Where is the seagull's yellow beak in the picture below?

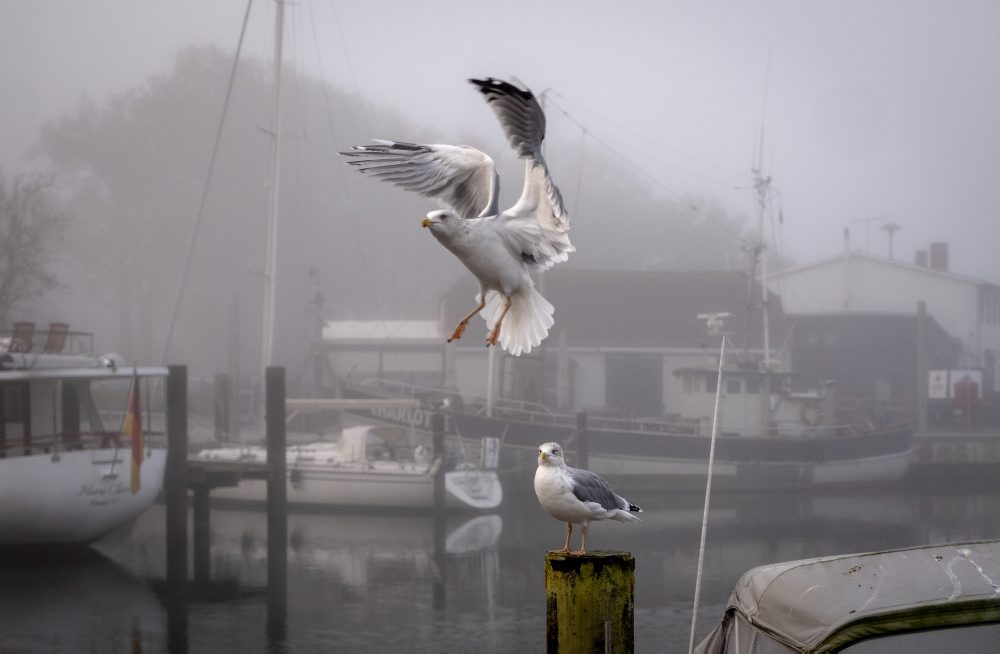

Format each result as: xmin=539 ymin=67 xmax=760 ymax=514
xmin=421 ymin=217 xmax=433 ymax=228
xmin=539 ymin=451 xmax=548 ymax=461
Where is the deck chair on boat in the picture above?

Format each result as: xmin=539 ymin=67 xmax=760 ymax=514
xmin=43 ymin=322 xmax=69 ymax=353
xmin=7 ymin=322 xmax=35 ymax=353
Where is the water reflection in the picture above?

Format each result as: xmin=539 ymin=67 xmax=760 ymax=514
xmin=4 ymin=486 xmax=999 ymax=652
xmin=0 ymin=548 xmax=166 ymax=652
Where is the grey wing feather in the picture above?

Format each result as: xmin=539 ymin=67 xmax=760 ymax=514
xmin=469 ymin=77 xmax=545 ymax=159
xmin=567 ymin=467 xmax=624 ymax=512
xmin=339 ymin=140 xmax=498 ymax=219
xmin=470 ymin=77 xmax=573 ymax=271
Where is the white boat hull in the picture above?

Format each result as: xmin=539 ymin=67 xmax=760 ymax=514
xmin=0 ymin=448 xmax=166 ymax=546
xmin=205 ymin=464 xmax=502 ymax=511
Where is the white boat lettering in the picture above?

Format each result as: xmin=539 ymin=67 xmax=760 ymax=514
xmin=368 ymin=406 xmax=431 ymax=429
xmin=78 ymin=481 xmax=130 ymax=498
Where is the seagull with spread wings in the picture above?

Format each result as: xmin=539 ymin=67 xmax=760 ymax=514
xmin=339 ymin=77 xmax=573 ymax=356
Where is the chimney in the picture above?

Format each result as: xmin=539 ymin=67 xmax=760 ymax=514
xmin=915 ymin=250 xmax=928 ymax=267
xmin=929 ymin=242 xmax=948 ymax=272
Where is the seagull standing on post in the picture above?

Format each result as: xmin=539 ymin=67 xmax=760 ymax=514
xmin=534 ymin=442 xmax=641 ymax=555
xmin=339 ymin=77 xmax=573 ymax=356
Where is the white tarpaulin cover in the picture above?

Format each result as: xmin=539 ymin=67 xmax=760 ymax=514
xmin=695 ymin=540 xmax=1000 ymax=653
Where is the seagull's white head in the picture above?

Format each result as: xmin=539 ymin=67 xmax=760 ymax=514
xmin=538 ymin=442 xmax=566 ymax=468
xmin=421 ymin=209 xmax=460 ymax=235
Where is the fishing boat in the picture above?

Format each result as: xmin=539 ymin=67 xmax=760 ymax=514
xmin=342 ymin=371 xmax=913 ymax=490
xmin=334 ymin=159 xmax=914 ymax=490
xmin=194 ymin=425 xmax=502 ymax=511
xmin=0 ymin=322 xmax=168 ymax=546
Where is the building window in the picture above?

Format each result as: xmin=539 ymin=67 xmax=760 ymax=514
xmin=746 ymin=378 xmax=760 ymax=394
xmin=707 ymin=375 xmax=718 ymax=394
xmin=727 ymin=379 xmax=741 ymax=394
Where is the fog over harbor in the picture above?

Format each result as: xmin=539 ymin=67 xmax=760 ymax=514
xmin=2 ymin=1 xmax=998 ymax=375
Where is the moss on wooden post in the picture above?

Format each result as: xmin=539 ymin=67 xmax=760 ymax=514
xmin=545 ymin=551 xmax=635 ymax=653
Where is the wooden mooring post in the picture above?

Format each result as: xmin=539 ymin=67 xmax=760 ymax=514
xmin=545 ymin=551 xmax=635 ymax=654
xmin=265 ymin=366 xmax=288 ymax=644
xmin=165 ymin=365 xmax=189 ymax=653
xmin=431 ymin=410 xmax=447 ymax=610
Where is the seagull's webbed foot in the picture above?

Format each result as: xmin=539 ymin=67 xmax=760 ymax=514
xmin=447 ymin=320 xmax=468 ymax=343
xmin=486 ymin=295 xmax=513 ymax=347
xmin=569 ymin=548 xmax=587 ymax=556
xmin=449 ymin=296 xmax=487 ymax=344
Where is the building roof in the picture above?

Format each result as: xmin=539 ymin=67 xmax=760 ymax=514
xmin=323 ymin=320 xmax=443 ymax=342
xmin=441 ymin=269 xmax=787 ymax=350
xmin=772 ymin=251 xmax=992 ymax=288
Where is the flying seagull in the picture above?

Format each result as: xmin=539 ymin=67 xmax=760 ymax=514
xmin=339 ymin=77 xmax=573 ymax=356
xmin=534 ymin=442 xmax=641 ymax=555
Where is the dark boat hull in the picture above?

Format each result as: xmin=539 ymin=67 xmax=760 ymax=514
xmin=339 ymin=383 xmax=913 ymax=490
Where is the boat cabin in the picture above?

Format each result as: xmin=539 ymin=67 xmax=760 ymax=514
xmin=0 ymin=334 xmax=167 ymax=458
xmin=674 ymin=363 xmax=833 ymax=438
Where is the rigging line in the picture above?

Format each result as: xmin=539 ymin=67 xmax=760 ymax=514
xmin=304 ymin=0 xmax=386 ymax=331
xmin=545 ymin=96 xmax=749 ymax=247
xmin=571 ymin=129 xmax=587 ymax=218
xmin=325 ymin=0 xmax=373 ymax=138
xmin=160 ymin=0 xmax=254 ymax=364
xmin=548 ymin=92 xmax=746 ymax=181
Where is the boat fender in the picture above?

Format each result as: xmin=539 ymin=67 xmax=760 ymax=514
xmin=800 ymin=400 xmax=822 ymax=427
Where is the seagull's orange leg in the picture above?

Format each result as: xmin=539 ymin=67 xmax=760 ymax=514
xmin=570 ymin=524 xmax=588 ymax=556
xmin=487 ymin=295 xmax=513 ymax=347
xmin=550 ymin=522 xmax=573 ymax=554
xmin=448 ymin=296 xmax=486 ymax=343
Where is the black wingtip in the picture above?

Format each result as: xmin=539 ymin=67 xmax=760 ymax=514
xmin=469 ymin=77 xmax=533 ymax=101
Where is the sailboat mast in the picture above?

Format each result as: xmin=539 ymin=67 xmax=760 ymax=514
xmin=261 ymin=0 xmax=285 ymax=375
xmin=753 ymin=124 xmax=772 ymax=368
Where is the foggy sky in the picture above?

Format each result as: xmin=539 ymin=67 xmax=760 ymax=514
xmin=2 ymin=0 xmax=998 ymax=284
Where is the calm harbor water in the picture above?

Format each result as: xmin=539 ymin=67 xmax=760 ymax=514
xmin=3 ymin=483 xmax=999 ymax=652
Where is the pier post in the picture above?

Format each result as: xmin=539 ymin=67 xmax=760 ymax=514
xmin=431 ymin=411 xmax=447 ymax=609
xmin=165 ymin=364 xmax=188 ymax=653
xmin=432 ymin=411 xmax=446 ymax=516
xmin=576 ymin=412 xmax=589 ymax=470
xmin=545 ymin=551 xmax=634 ymax=654
xmin=916 ymin=301 xmax=928 ymax=433
xmin=214 ymin=373 xmax=230 ymax=442
xmin=192 ymin=484 xmax=210 ymax=587
xmin=265 ymin=366 xmax=287 ymax=644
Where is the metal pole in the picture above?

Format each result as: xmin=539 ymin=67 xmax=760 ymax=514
xmin=688 ymin=336 xmax=727 ymax=654
xmin=260 ymin=0 xmax=285 ymax=375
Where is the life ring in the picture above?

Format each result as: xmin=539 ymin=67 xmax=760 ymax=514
xmin=800 ymin=401 xmax=822 ymax=427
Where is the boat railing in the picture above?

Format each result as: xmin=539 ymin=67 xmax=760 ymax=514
xmin=360 ymin=377 xmax=556 ymax=416
xmin=0 ymin=323 xmax=94 ymax=355
xmin=0 ymin=428 xmax=167 ymax=460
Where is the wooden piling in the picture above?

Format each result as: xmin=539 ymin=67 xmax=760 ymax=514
xmin=431 ymin=411 xmax=446 ymax=517
xmin=165 ymin=364 xmax=188 ymax=653
xmin=192 ymin=484 xmax=210 ymax=587
xmin=213 ymin=373 xmax=230 ymax=442
xmin=265 ymin=366 xmax=287 ymax=643
xmin=545 ymin=551 xmax=635 ymax=654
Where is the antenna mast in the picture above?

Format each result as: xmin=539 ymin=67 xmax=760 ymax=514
xmin=752 ymin=125 xmax=772 ymax=369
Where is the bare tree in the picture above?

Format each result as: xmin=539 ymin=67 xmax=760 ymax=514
xmin=0 ymin=170 xmax=65 ymax=327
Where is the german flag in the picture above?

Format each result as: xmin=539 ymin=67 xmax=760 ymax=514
xmin=125 ymin=368 xmax=144 ymax=494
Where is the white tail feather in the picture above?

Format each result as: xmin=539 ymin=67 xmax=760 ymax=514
xmin=481 ymin=285 xmax=554 ymax=356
